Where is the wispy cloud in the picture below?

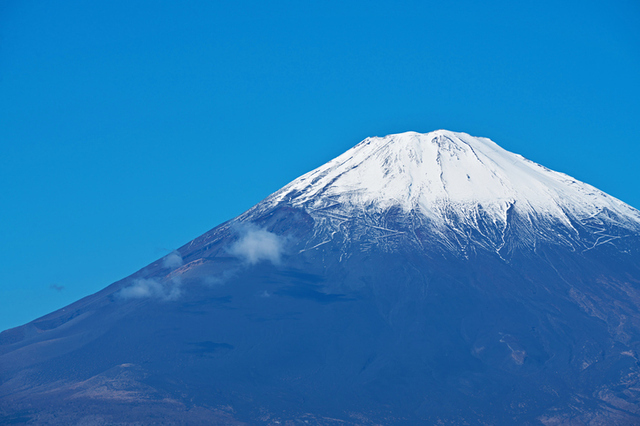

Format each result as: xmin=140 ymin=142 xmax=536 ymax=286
xmin=118 ymin=277 xmax=182 ymax=301
xmin=228 ymin=223 xmax=285 ymax=265
xmin=119 ymin=226 xmax=283 ymax=300
xmin=162 ymin=251 xmax=183 ymax=269
xmin=117 ymin=249 xmax=185 ymax=301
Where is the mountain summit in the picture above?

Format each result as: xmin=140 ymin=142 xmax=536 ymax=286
xmin=2 ymin=131 xmax=640 ymax=424
xmin=260 ymin=130 xmax=639 ymax=257
xmin=273 ymin=130 xmax=631 ymax=219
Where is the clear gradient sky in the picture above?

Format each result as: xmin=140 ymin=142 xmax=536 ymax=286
xmin=1 ymin=0 xmax=639 ymax=331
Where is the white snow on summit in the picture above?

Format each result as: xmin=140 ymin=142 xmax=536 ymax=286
xmin=268 ymin=130 xmax=640 ymax=236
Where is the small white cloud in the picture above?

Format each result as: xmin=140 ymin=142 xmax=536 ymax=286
xmin=228 ymin=223 xmax=284 ymax=265
xmin=118 ymin=277 xmax=182 ymax=301
xmin=162 ymin=251 xmax=183 ymax=269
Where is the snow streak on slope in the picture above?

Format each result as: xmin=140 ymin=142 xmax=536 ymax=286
xmin=260 ymin=130 xmax=640 ymax=254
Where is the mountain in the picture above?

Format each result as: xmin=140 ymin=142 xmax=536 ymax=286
xmin=2 ymin=130 xmax=640 ymax=425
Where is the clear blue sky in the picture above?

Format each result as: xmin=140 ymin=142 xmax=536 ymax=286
xmin=1 ymin=0 xmax=639 ymax=331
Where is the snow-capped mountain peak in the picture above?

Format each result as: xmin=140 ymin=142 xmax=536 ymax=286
xmin=264 ymin=130 xmax=640 ymax=252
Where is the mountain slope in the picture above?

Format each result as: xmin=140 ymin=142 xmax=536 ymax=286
xmin=2 ymin=130 xmax=640 ymax=425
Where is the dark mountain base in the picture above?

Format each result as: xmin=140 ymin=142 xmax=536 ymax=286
xmin=3 ymin=206 xmax=640 ymax=424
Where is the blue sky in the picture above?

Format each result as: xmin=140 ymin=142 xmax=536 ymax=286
xmin=1 ymin=0 xmax=639 ymax=331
